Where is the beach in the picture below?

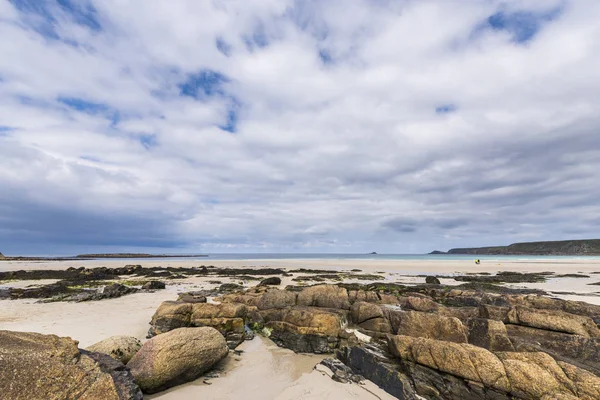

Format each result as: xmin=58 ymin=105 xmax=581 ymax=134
xmin=2 ymin=257 xmax=600 ymax=399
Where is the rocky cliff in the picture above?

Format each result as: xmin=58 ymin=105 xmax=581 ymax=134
xmin=443 ymin=239 xmax=600 ymax=256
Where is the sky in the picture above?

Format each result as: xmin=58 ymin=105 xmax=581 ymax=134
xmin=1 ymin=0 xmax=600 ymax=255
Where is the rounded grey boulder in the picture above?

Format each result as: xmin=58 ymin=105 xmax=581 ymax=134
xmin=86 ymin=335 xmax=142 ymax=364
xmin=127 ymin=327 xmax=228 ymax=394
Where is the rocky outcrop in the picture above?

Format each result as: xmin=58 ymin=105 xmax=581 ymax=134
xmin=127 ymin=327 xmax=228 ymax=394
xmin=86 ymin=336 xmax=142 ymax=364
xmin=0 ymin=330 xmax=142 ymax=400
xmin=388 ymin=335 xmax=600 ymax=399
xmin=143 ymin=279 xmax=600 ymax=398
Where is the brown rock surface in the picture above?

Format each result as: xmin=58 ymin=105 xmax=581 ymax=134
xmin=127 ymin=327 xmax=228 ymax=394
xmin=467 ymin=318 xmax=515 ymax=351
xmin=507 ymin=306 xmax=600 ymax=337
xmin=86 ymin=335 xmax=142 ymax=364
xmin=296 ymin=284 xmax=351 ymax=310
xmin=387 ymin=309 xmax=468 ymax=343
xmin=0 ymin=330 xmax=142 ymax=400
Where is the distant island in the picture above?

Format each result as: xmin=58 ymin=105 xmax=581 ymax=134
xmin=430 ymin=239 xmax=600 ymax=256
xmin=0 ymin=252 xmax=207 ymax=261
xmin=367 ymin=252 xmax=378 ymax=255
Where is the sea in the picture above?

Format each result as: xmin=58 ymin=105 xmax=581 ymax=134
xmin=7 ymin=253 xmax=600 ymax=262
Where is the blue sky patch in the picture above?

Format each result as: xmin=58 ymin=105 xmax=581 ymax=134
xmin=435 ymin=104 xmax=457 ymax=114
xmin=179 ymin=70 xmax=230 ymax=99
xmin=479 ymin=6 xmax=563 ymax=44
xmin=58 ymin=96 xmax=110 ymax=114
xmin=219 ymin=100 xmax=240 ymax=133
xmin=319 ymin=49 xmax=333 ymax=65
xmin=216 ymin=37 xmax=232 ymax=56
xmin=10 ymin=0 xmax=102 ymax=40
xmin=0 ymin=126 xmax=15 ymax=136
xmin=139 ymin=134 xmax=158 ymax=150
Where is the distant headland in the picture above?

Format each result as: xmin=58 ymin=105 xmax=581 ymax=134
xmin=0 ymin=253 xmax=208 ymax=261
xmin=430 ymin=239 xmax=600 ymax=256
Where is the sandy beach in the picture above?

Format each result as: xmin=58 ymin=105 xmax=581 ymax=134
xmin=2 ymin=257 xmax=600 ymax=399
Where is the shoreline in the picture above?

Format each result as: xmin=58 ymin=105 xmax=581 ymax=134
xmin=3 ymin=257 xmax=600 ymax=273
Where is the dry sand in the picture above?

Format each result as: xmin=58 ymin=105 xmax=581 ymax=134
xmin=2 ymin=257 xmax=600 ymax=399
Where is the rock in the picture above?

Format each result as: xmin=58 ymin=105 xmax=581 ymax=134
xmin=127 ymin=327 xmax=228 ymax=394
xmin=257 ymin=289 xmax=297 ymax=310
xmin=258 ymin=277 xmax=282 ymax=286
xmin=102 ymin=283 xmax=138 ymax=298
xmin=386 ymin=310 xmax=468 ymax=343
xmin=426 ymin=276 xmax=441 ymax=285
xmin=350 ymin=301 xmax=391 ymax=334
xmin=264 ymin=306 xmax=346 ymax=353
xmin=507 ymin=306 xmax=600 ymax=337
xmin=509 ymin=295 xmax=600 ymax=325
xmin=148 ymin=301 xmax=192 ymax=336
xmin=388 ymin=334 xmax=600 ymax=400
xmin=319 ymin=358 xmax=364 ymax=384
xmin=506 ymin=324 xmax=600 ymax=375
xmin=350 ymin=301 xmax=385 ymax=324
xmin=148 ymin=300 xmax=248 ymax=348
xmin=219 ymin=283 xmax=243 ymax=292
xmin=86 ymin=336 xmax=142 ymax=364
xmin=142 ymin=281 xmax=165 ymax=290
xmin=0 ymin=330 xmax=142 ymax=399
xmin=177 ymin=291 xmax=207 ymax=303
xmin=297 ymin=284 xmax=351 ymax=310
xmin=190 ymin=303 xmax=247 ymax=348
xmin=467 ymin=318 xmax=515 ymax=351
xmin=338 ymin=344 xmax=418 ymax=399
xmin=401 ymin=296 xmax=439 ymax=312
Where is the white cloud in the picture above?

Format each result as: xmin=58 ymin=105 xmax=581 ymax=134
xmin=1 ymin=0 xmax=600 ymax=254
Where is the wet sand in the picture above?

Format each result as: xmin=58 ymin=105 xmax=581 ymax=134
xmin=2 ymin=257 xmax=600 ymax=399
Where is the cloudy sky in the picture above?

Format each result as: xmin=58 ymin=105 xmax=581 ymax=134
xmin=1 ymin=0 xmax=599 ymax=255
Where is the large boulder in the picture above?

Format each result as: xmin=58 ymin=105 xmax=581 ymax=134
xmin=86 ymin=336 xmax=142 ymax=364
xmin=386 ymin=310 xmax=468 ymax=343
xmin=296 ymin=284 xmax=351 ymax=310
xmin=127 ymin=327 xmax=228 ymax=394
xmin=0 ymin=330 xmax=142 ymax=400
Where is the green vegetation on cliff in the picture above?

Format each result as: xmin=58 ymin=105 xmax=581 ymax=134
xmin=444 ymin=239 xmax=600 ymax=255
